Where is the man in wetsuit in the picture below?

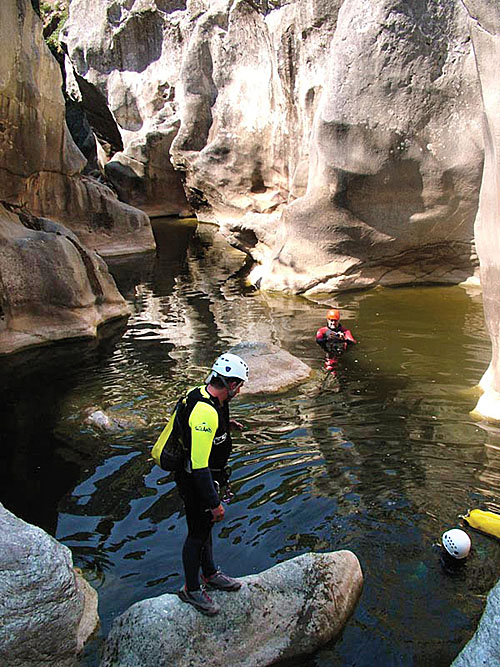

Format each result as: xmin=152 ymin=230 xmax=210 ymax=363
xmin=176 ymin=352 xmax=249 ymax=616
xmin=316 ymin=308 xmax=356 ymax=371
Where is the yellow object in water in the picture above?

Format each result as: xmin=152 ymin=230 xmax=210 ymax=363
xmin=462 ymin=509 xmax=500 ymax=539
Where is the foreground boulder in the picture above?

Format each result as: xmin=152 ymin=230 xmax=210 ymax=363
xmin=231 ymin=341 xmax=313 ymax=394
xmin=0 ymin=503 xmax=99 ymax=667
xmin=102 ymin=551 xmax=363 ymax=667
xmin=452 ymin=578 xmax=500 ymax=666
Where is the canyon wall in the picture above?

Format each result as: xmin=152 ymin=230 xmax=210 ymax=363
xmin=462 ymin=0 xmax=500 ymax=420
xmin=63 ymin=0 xmax=483 ymax=295
xmin=0 ymin=0 xmax=155 ymax=357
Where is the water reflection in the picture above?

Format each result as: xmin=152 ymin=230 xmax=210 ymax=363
xmin=0 ymin=218 xmax=499 ymax=667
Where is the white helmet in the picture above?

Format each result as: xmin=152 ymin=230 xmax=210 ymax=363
xmin=442 ymin=529 xmax=471 ymax=559
xmin=209 ymin=353 xmax=249 ymax=383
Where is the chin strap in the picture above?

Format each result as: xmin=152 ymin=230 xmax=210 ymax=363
xmin=218 ymin=375 xmax=242 ymax=398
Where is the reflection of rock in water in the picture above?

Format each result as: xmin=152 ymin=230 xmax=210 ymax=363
xmin=298 ymin=358 xmax=432 ymax=516
xmin=0 ymin=375 xmax=82 ymax=535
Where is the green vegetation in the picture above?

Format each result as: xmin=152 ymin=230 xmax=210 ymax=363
xmin=39 ymin=1 xmax=69 ymax=55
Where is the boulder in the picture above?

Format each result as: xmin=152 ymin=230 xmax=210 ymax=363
xmin=231 ymin=341 xmax=313 ymax=394
xmin=83 ymin=406 xmax=148 ymax=433
xmin=451 ymin=578 xmax=500 ymax=666
xmin=0 ymin=204 xmax=129 ymax=356
xmin=102 ymin=550 xmax=363 ymax=667
xmin=0 ymin=502 xmax=99 ymax=667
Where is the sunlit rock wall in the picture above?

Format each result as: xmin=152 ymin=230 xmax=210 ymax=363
xmin=64 ymin=0 xmax=482 ymax=291
xmin=0 ymin=0 xmax=155 ymax=258
xmin=462 ymin=1 xmax=500 ymax=422
xmin=257 ymin=0 xmax=483 ymax=294
xmin=62 ymin=0 xmax=194 ymax=218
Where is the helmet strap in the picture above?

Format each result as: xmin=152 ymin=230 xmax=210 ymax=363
xmin=219 ymin=374 xmax=242 ymax=398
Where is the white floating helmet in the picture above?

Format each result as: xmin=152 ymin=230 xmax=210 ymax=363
xmin=442 ymin=528 xmax=471 ymax=560
xmin=209 ymin=352 xmax=249 ymax=383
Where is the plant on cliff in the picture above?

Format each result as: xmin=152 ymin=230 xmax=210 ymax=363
xmin=39 ymin=0 xmax=69 ymax=57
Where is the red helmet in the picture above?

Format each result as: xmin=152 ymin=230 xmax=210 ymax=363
xmin=326 ymin=308 xmax=340 ymax=321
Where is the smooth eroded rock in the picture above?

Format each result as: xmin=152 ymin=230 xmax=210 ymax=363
xmin=0 ymin=503 xmax=99 ymax=667
xmin=451 ymin=578 xmax=500 ymax=666
xmin=0 ymin=203 xmax=130 ymax=356
xmin=102 ymin=550 xmax=363 ymax=667
xmin=230 ymin=341 xmax=313 ymax=394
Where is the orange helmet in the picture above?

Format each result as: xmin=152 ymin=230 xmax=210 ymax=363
xmin=326 ymin=308 xmax=340 ymax=321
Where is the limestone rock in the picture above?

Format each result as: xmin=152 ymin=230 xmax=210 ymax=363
xmin=0 ymin=502 xmax=99 ymax=667
xmin=256 ymin=0 xmax=483 ymax=293
xmin=231 ymin=341 xmax=313 ymax=394
xmin=451 ymin=578 xmax=500 ymax=666
xmin=83 ymin=406 xmax=147 ymax=433
xmin=64 ymin=0 xmax=484 ymax=291
xmin=22 ymin=171 xmax=155 ymax=257
xmin=0 ymin=0 xmax=155 ymax=257
xmin=102 ymin=550 xmax=363 ymax=667
xmin=62 ymin=0 xmax=192 ymax=217
xmin=462 ymin=1 xmax=500 ymax=422
xmin=0 ymin=204 xmax=129 ymax=356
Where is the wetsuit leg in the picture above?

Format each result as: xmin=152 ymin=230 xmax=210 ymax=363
xmin=182 ymin=499 xmax=213 ymax=590
xmin=176 ymin=472 xmax=216 ymax=590
xmin=200 ymin=531 xmax=216 ymax=578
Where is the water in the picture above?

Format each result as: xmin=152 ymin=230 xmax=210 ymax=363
xmin=1 ymin=218 xmax=499 ymax=666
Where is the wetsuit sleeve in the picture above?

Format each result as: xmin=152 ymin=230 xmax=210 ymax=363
xmin=342 ymin=328 xmax=356 ymax=344
xmin=189 ymin=401 xmax=220 ymax=509
xmin=316 ymin=327 xmax=328 ymax=350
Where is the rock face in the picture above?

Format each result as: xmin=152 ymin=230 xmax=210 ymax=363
xmin=102 ymin=550 xmax=363 ymax=667
xmin=0 ymin=0 xmax=156 ymax=356
xmin=461 ymin=1 xmax=500 ymax=422
xmin=62 ymin=0 xmax=193 ymax=218
xmin=451 ymin=578 xmax=500 ymax=667
xmin=0 ymin=204 xmax=129 ymax=356
xmin=257 ymin=0 xmax=483 ymax=294
xmin=0 ymin=502 xmax=99 ymax=667
xmin=231 ymin=341 xmax=313 ymax=394
xmin=64 ymin=0 xmax=482 ymax=293
xmin=1 ymin=0 xmax=155 ymax=257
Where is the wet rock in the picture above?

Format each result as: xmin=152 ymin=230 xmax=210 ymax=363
xmin=230 ymin=341 xmax=312 ymax=394
xmin=101 ymin=550 xmax=363 ymax=667
xmin=0 ymin=502 xmax=99 ymax=667
xmin=83 ymin=406 xmax=147 ymax=433
xmin=452 ymin=578 xmax=500 ymax=667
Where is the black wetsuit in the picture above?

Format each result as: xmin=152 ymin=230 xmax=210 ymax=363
xmin=174 ymin=385 xmax=232 ymax=591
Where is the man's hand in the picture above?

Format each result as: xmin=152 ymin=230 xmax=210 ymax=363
xmin=229 ymin=418 xmax=244 ymax=431
xmin=210 ymin=503 xmax=225 ymax=523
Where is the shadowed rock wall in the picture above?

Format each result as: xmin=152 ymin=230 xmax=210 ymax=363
xmin=0 ymin=0 xmax=155 ymax=356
